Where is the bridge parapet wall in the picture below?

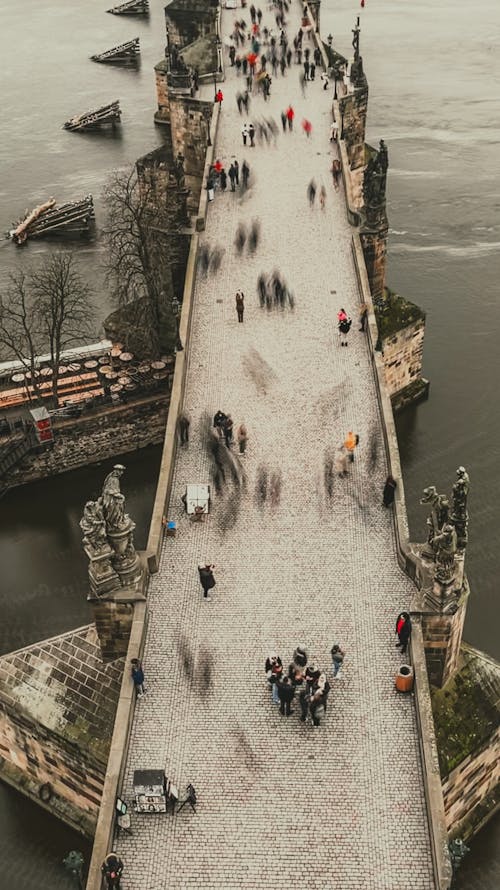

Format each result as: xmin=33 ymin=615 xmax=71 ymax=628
xmin=85 ymin=100 xmax=220 ymax=890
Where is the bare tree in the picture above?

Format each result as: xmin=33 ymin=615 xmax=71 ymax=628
xmin=102 ymin=165 xmax=180 ymax=358
xmin=0 ymin=252 xmax=95 ymax=405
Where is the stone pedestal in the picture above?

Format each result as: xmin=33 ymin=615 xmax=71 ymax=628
xmin=84 ymin=544 xmax=121 ymax=598
xmin=107 ymin=520 xmax=142 ymax=589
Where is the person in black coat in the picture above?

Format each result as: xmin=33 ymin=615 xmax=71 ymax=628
xmin=383 ymin=475 xmax=397 ymax=507
xmin=277 ymin=676 xmax=295 ymax=716
xmin=198 ymin=564 xmax=216 ymax=600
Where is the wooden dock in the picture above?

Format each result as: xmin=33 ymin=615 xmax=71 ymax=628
xmin=10 ymin=196 xmax=95 ymax=245
xmin=106 ymin=0 xmax=149 ymax=15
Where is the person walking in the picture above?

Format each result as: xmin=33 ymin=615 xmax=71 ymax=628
xmin=278 ymin=676 xmax=295 ymax=716
xmin=241 ymin=160 xmax=250 ymax=189
xmin=233 ymin=159 xmax=240 ymax=185
xmin=178 ymin=412 xmax=190 ymax=445
xmin=242 ymin=122 xmax=249 ymax=145
xmin=248 ymin=123 xmax=256 ymax=146
xmin=338 ymin=314 xmax=352 ymax=346
xmin=331 ymin=158 xmax=342 ymax=190
xmin=280 ymin=110 xmax=287 ymax=132
xmin=319 ymin=184 xmax=327 ymax=209
xmin=359 ymin=302 xmax=368 ymax=331
xmin=286 ymin=104 xmax=294 ymax=130
xmin=395 ymin=612 xmax=412 ymax=655
xmin=331 ymin=644 xmax=345 ymax=678
xmin=237 ymin=423 xmax=248 ymax=453
xmin=302 ymin=118 xmax=312 ymax=137
xmin=307 ymin=179 xmax=316 ymax=207
xmin=198 ymin=564 xmax=216 ymax=600
xmin=320 ymin=70 xmax=329 ymax=90
xmin=309 ymin=62 xmax=316 ymax=81
xmin=220 ymin=169 xmax=227 ymax=191
xmin=344 ymin=430 xmax=359 ymax=461
xmin=383 ymin=475 xmax=397 ymax=507
xmin=228 ymin=162 xmax=237 ymax=191
xmin=215 ymin=88 xmax=224 ymax=106
xmin=235 ymin=290 xmax=245 ymax=322
xmin=131 ymin=659 xmax=146 ymax=697
xmin=303 ymin=59 xmax=310 ymax=80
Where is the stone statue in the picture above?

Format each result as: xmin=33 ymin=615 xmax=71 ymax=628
xmin=80 ymin=498 xmax=108 ymax=551
xmin=173 ymin=153 xmax=186 ymax=188
xmin=420 ymin=486 xmax=450 ymax=551
xmin=102 ymin=464 xmax=128 ymax=532
xmin=352 ymin=18 xmax=360 ymax=61
xmin=378 ymin=139 xmax=389 ymax=192
xmin=451 ymin=466 xmax=470 ymax=550
xmin=363 ymin=141 xmax=390 ymax=209
xmin=433 ymin=522 xmax=458 ymax=584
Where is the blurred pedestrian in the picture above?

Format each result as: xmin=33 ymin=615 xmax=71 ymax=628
xmin=302 ymin=118 xmax=312 ymax=137
xmin=178 ymin=412 xmax=190 ymax=445
xmin=286 ymin=104 xmax=294 ymax=130
xmin=229 ymin=162 xmax=238 ymax=191
xmin=223 ymin=414 xmax=234 ymax=448
xmin=344 ymin=430 xmax=359 ymax=461
xmin=241 ymin=160 xmax=250 ymax=189
xmin=280 ymin=110 xmax=287 ymax=132
xmin=359 ymin=303 xmax=368 ymax=331
xmin=320 ymin=70 xmax=329 ymax=90
xmin=249 ymin=123 xmax=256 ymax=146
xmin=319 ymin=184 xmax=327 ymax=209
xmin=307 ymin=179 xmax=316 ymax=206
xmin=334 ymin=447 xmax=348 ymax=477
xmin=235 ymin=223 xmax=247 ymax=254
xmin=237 ymin=423 xmax=248 ymax=453
xmin=215 ymin=89 xmax=224 ymax=106
xmin=220 ymin=169 xmax=227 ymax=191
xmin=383 ymin=475 xmax=397 ymax=507
xmin=242 ymin=122 xmax=249 ymax=145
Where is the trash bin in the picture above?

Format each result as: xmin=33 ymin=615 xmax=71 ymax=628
xmin=395 ymin=664 xmax=414 ymax=693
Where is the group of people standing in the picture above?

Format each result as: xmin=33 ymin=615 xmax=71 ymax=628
xmin=213 ymin=409 xmax=248 ymax=454
xmin=265 ymin=644 xmax=345 ymax=726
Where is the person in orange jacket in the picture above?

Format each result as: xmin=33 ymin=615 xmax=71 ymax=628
xmin=344 ymin=430 xmax=359 ymax=462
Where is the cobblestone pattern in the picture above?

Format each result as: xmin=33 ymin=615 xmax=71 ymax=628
xmin=116 ymin=4 xmax=435 ymax=888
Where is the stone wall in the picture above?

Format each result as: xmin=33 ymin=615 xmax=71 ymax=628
xmin=339 ymin=79 xmax=368 ymax=170
xmin=5 ymin=394 xmax=169 ymax=492
xmin=422 ymin=595 xmax=469 ymax=689
xmin=0 ymin=625 xmax=123 ymax=836
xmin=154 ymin=59 xmax=170 ymax=124
xmin=169 ymin=95 xmax=213 ymax=210
xmin=165 ymin=0 xmax=218 ymax=50
xmin=442 ymin=727 xmax=500 ymax=838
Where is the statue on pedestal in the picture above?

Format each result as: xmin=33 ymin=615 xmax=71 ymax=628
xmin=450 ymin=465 xmax=469 ymax=551
xmin=81 ymin=463 xmax=141 ymax=594
xmin=80 ymin=499 xmax=108 ymax=552
xmin=102 ymin=464 xmax=128 ymax=531
xmin=352 ymin=17 xmax=360 ymax=61
xmin=420 ymin=486 xmax=450 ymax=552
xmin=434 ymin=522 xmax=458 ymax=584
xmin=363 ymin=140 xmax=390 ymax=210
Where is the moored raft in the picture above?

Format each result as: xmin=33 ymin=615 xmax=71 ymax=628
xmin=106 ymin=0 xmax=149 ymax=15
xmin=90 ymin=38 xmax=140 ymax=64
xmin=10 ymin=196 xmax=95 ymax=245
xmin=63 ymin=101 xmax=121 ymax=131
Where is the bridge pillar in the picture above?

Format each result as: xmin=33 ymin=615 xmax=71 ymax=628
xmin=421 ymin=575 xmax=470 ymax=689
xmin=339 ymin=64 xmax=368 ymax=170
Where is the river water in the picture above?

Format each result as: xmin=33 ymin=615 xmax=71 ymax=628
xmin=1 ymin=0 xmax=499 ymax=886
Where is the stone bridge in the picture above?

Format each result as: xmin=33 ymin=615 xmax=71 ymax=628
xmin=79 ymin=1 xmax=476 ymax=887
xmin=91 ymin=3 xmax=447 ymax=889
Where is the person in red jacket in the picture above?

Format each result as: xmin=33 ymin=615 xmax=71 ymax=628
xmin=286 ymin=104 xmax=294 ymax=131
xmin=215 ymin=89 xmax=223 ymax=106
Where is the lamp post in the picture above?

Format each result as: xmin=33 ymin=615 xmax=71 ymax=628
xmin=171 ymin=296 xmax=183 ymax=352
xmin=327 ymin=33 xmax=333 ymax=68
xmin=216 ymin=35 xmax=222 ymax=75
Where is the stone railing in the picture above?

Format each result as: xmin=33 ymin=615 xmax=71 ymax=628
xmin=349 ymin=194 xmax=452 ymax=890
xmin=85 ymin=98 xmax=221 ymax=890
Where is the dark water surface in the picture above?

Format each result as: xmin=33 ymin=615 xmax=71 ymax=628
xmin=1 ymin=0 xmax=499 ymax=885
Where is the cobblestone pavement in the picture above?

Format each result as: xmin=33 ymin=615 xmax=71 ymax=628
xmin=116 ymin=4 xmax=435 ymax=888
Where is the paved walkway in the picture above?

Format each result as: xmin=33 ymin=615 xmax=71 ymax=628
xmin=116 ymin=4 xmax=435 ymax=888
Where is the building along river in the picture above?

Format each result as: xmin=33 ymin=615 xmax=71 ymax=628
xmin=0 ymin=0 xmax=498 ymax=886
